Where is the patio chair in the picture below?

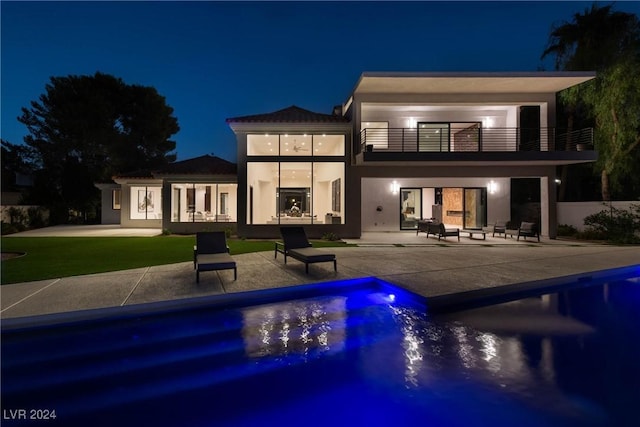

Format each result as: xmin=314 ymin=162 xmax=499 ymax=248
xmin=517 ymin=222 xmax=540 ymax=242
xmin=492 ymin=220 xmax=509 ymax=238
xmin=275 ymin=226 xmax=337 ymax=274
xmin=194 ymin=231 xmax=237 ymax=283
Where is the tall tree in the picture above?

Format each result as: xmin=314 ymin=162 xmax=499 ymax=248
xmin=541 ymin=3 xmax=640 ymax=201
xmin=1 ymin=139 xmax=34 ymax=193
xmin=583 ymin=57 xmax=640 ymax=200
xmin=17 ymin=72 xmax=179 ymax=222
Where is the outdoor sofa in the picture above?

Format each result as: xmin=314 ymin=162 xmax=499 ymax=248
xmin=425 ymin=222 xmax=460 ymax=241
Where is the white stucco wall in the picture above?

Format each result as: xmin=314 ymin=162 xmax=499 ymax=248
xmin=361 ymin=177 xmax=510 ymax=231
xmin=557 ymin=201 xmax=638 ymax=231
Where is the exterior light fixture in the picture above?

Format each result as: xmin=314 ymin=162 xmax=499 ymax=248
xmin=483 ymin=117 xmax=494 ymax=128
xmin=488 ymin=180 xmax=498 ymax=194
xmin=390 ymin=180 xmax=400 ymax=195
xmin=555 ymin=178 xmax=562 ymax=184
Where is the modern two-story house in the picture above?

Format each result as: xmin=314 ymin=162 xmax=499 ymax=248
xmin=101 ymin=71 xmax=596 ymax=239
xmin=227 ymin=71 xmax=596 ymax=239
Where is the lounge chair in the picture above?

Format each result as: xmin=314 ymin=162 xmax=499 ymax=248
xmin=517 ymin=222 xmax=540 ymax=242
xmin=492 ymin=220 xmax=508 ymax=238
xmin=275 ymin=226 xmax=337 ymax=273
xmin=194 ymin=231 xmax=237 ymax=283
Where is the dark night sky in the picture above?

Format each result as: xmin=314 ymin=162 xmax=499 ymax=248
xmin=2 ymin=1 xmax=639 ymax=163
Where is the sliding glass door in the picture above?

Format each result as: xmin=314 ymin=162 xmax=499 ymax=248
xmin=463 ymin=188 xmax=487 ymax=229
xmin=400 ymin=188 xmax=422 ymax=230
xmin=418 ymin=123 xmax=450 ymax=152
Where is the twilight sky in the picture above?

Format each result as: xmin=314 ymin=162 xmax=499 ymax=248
xmin=2 ymin=1 xmax=639 ymax=163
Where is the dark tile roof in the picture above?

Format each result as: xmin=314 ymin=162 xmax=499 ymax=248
xmin=113 ymin=155 xmax=237 ymax=179
xmin=226 ymin=105 xmax=349 ymax=124
xmin=160 ymin=154 xmax=237 ymax=175
xmin=112 ymin=169 xmax=155 ymax=179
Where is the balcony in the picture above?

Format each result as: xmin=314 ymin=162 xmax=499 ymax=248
xmin=357 ymin=127 xmax=596 ymax=166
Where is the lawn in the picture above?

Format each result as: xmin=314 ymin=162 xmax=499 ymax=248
xmin=0 ymin=236 xmax=352 ymax=285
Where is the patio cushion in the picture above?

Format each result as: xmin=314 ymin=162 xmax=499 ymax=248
xmin=197 ymin=253 xmax=236 ymax=270
xmin=288 ymin=247 xmax=336 ymax=263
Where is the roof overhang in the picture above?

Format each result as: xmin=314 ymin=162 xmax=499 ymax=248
xmin=356 ymin=150 xmax=598 ymax=166
xmin=351 ymin=72 xmax=596 ymax=95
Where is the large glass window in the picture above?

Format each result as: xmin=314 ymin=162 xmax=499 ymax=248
xmin=247 ymin=134 xmax=344 ymax=156
xmin=247 ymin=134 xmax=279 ymax=155
xmin=247 ymin=162 xmax=344 ymax=225
xmin=170 ymin=183 xmax=237 ymax=223
xmin=314 ymin=134 xmax=344 ymax=156
xmin=280 ymin=134 xmax=312 ymax=156
xmin=130 ymin=186 xmax=162 ymax=220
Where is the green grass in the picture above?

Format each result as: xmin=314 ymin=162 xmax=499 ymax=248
xmin=0 ymin=236 xmax=353 ymax=285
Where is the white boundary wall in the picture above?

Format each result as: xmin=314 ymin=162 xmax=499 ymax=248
xmin=557 ymin=201 xmax=638 ymax=231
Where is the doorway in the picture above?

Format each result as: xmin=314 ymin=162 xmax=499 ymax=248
xmin=400 ymin=188 xmax=422 ymax=230
xmin=519 ymin=106 xmax=541 ymax=151
xmin=463 ymin=188 xmax=487 ymax=229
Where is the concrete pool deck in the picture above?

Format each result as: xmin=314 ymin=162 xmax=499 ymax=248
xmin=2 ymin=229 xmax=640 ymax=320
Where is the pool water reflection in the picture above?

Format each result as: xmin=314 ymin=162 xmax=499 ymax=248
xmin=1 ymin=274 xmax=639 ymax=426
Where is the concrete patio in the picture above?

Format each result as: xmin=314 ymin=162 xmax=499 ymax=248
xmin=2 ymin=227 xmax=639 ymax=321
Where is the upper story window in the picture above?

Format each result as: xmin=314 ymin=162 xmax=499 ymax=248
xmin=247 ymin=134 xmax=344 ymax=156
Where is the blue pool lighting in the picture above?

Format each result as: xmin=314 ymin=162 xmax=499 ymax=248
xmin=2 ymin=270 xmax=639 ymax=427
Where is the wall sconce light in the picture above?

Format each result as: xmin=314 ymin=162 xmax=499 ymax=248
xmin=555 ymin=178 xmax=562 ymax=184
xmin=390 ymin=180 xmax=400 ymax=195
xmin=407 ymin=118 xmax=416 ymax=129
xmin=488 ymin=180 xmax=498 ymax=195
xmin=482 ymin=117 xmax=494 ymax=129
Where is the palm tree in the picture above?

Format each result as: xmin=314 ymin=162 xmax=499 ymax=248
xmin=541 ymin=3 xmax=640 ymax=201
xmin=543 ymin=3 xmax=638 ymax=72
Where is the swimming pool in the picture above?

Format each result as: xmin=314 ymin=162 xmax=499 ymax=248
xmin=2 ymin=267 xmax=639 ymax=427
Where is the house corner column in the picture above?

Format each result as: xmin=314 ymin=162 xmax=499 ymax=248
xmin=540 ymin=175 xmax=557 ymax=239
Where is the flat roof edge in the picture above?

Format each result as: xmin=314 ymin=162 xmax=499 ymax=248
xmin=359 ymin=71 xmax=596 ymax=78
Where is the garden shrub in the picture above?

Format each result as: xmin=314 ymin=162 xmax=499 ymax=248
xmin=2 ymin=221 xmax=20 ymax=235
xmin=27 ymin=207 xmax=47 ymax=228
xmin=322 ymin=232 xmax=340 ymax=241
xmin=6 ymin=207 xmax=28 ymax=226
xmin=583 ymin=204 xmax=640 ymax=244
xmin=557 ymin=224 xmax=578 ymax=237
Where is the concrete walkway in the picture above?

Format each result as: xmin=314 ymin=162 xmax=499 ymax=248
xmin=2 ymin=233 xmax=639 ymax=320
xmin=4 ymin=224 xmax=162 ymax=237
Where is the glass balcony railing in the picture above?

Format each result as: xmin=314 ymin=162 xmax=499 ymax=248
xmin=358 ymin=127 xmax=594 ymax=154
